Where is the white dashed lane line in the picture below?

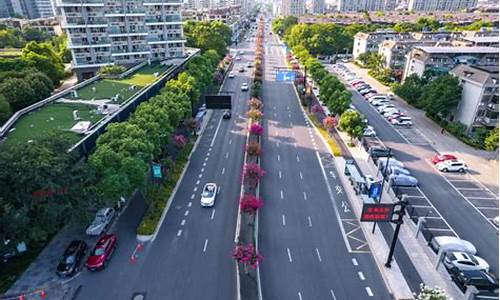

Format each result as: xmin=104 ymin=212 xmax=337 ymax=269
xmin=222 ymin=168 xmax=225 ymax=175
xmin=184 ymin=210 xmax=189 ymax=216
xmin=280 ymin=190 xmax=284 ymax=199
xmin=225 ymin=152 xmax=229 ymax=158
xmin=315 ymin=248 xmax=322 ymax=262
xmin=198 ymin=174 xmax=203 ymax=179
xmin=298 ymin=292 xmax=303 ymax=300
xmin=358 ymin=272 xmax=365 ymax=281
xmin=330 ymin=290 xmax=337 ymax=300
xmin=282 ymin=214 xmax=286 ymax=226
xmin=203 ymin=239 xmax=208 ymax=252
xmin=196 ymin=180 xmax=200 ymax=185
xmin=188 ymin=202 xmax=192 ymax=207
xmin=307 ymin=216 xmax=312 ymax=227
xmin=303 ymin=192 xmax=307 ymax=201
xmin=278 ymin=154 xmax=280 ymax=161
xmin=193 ymin=187 xmax=198 ymax=192
xmin=296 ymin=155 xmax=300 ymax=162
xmin=279 ymin=171 xmax=282 ymax=179
xmin=177 ymin=229 xmax=182 ymax=237
xmin=180 ymin=219 xmax=186 ymax=226
xmin=287 ymin=248 xmax=293 ymax=262
xmin=191 ymin=194 xmax=195 ymax=200
xmin=352 ymin=258 xmax=358 ymax=266
xmin=299 ymin=171 xmax=303 ymax=179
xmin=211 ymin=209 xmax=216 ymax=220
xmin=201 ymin=168 xmax=204 ymax=173
xmin=365 ymin=287 xmax=374 ymax=297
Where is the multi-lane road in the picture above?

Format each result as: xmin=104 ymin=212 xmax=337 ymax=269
xmin=258 ymin=25 xmax=391 ymax=300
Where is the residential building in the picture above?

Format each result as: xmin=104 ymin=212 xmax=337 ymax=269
xmin=450 ymin=65 xmax=498 ymax=133
xmin=58 ymin=0 xmax=186 ymax=81
xmin=0 ymin=16 xmax=63 ymax=35
xmin=280 ymin=0 xmax=305 ymax=16
xmin=403 ymin=46 xmax=499 ymax=79
xmin=312 ymin=0 xmax=325 ymax=14
xmin=337 ymin=0 xmax=398 ymax=12
xmin=0 ymin=0 xmax=55 ymax=18
xmin=408 ymin=0 xmax=478 ymax=11
xmin=352 ymin=29 xmax=409 ymax=59
xmin=453 ymin=36 xmax=500 ymax=47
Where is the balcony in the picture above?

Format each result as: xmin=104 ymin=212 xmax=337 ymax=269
xmin=487 ymin=103 xmax=499 ymax=112
xmin=58 ymin=0 xmax=104 ymax=7
xmin=64 ymin=17 xmax=107 ymax=28
xmin=143 ymin=0 xmax=182 ymax=5
xmin=105 ymin=7 xmax=146 ymax=16
xmin=476 ymin=116 xmax=499 ymax=127
xmin=69 ymin=39 xmax=111 ymax=48
xmin=145 ymin=14 xmax=181 ymax=24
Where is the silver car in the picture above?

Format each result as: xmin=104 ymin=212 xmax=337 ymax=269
xmin=86 ymin=208 xmax=115 ymax=236
xmin=390 ymin=174 xmax=418 ymax=187
xmin=444 ymin=251 xmax=490 ymax=272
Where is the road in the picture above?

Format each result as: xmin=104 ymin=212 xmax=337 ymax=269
xmin=327 ymin=65 xmax=499 ymax=276
xmin=258 ymin=24 xmax=392 ymax=300
xmin=69 ymin=39 xmax=254 ymax=300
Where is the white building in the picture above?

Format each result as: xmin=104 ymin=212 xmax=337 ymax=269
xmin=58 ymin=0 xmax=185 ymax=80
xmin=337 ymin=0 xmax=398 ymax=11
xmin=450 ymin=65 xmax=498 ymax=133
xmin=352 ymin=29 xmax=405 ymax=59
xmin=280 ymin=0 xmax=305 ymax=15
xmin=312 ymin=0 xmax=325 ymax=14
xmin=408 ymin=0 xmax=478 ymax=11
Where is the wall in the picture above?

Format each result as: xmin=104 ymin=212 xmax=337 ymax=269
xmin=455 ymin=79 xmax=483 ymax=130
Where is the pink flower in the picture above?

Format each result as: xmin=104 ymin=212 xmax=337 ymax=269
xmin=240 ymin=195 xmax=264 ymax=215
xmin=249 ymin=123 xmax=264 ymax=136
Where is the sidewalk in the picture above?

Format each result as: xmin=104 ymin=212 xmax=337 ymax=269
xmin=334 ymin=130 xmax=463 ymax=300
xmin=344 ymin=62 xmax=499 ymax=195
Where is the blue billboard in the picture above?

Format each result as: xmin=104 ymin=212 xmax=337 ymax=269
xmin=276 ymin=70 xmax=296 ymax=81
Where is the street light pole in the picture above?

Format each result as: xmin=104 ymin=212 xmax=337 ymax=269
xmin=385 ymin=197 xmax=407 ymax=268
xmin=373 ymin=148 xmax=392 ymax=233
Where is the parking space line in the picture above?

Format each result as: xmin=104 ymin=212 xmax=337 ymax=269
xmin=476 ymin=206 xmax=499 ymax=210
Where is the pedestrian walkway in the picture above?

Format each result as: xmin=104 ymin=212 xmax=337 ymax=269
xmin=344 ymin=62 xmax=499 ymax=195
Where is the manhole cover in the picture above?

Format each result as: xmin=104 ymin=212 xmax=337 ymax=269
xmin=132 ymin=292 xmax=146 ymax=300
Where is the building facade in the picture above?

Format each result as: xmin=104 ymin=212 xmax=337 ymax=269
xmin=58 ymin=0 xmax=186 ymax=80
xmin=450 ymin=65 xmax=498 ymax=133
xmin=408 ymin=0 xmax=478 ymax=11
xmin=352 ymin=29 xmax=408 ymax=59
xmin=312 ymin=0 xmax=325 ymax=14
xmin=280 ymin=0 xmax=305 ymax=16
xmin=337 ymin=0 xmax=398 ymax=12
xmin=0 ymin=0 xmax=55 ymax=18
xmin=403 ymin=46 xmax=499 ymax=80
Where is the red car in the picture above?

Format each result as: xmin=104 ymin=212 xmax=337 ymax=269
xmin=432 ymin=153 xmax=458 ymax=164
xmin=86 ymin=234 xmax=117 ymax=271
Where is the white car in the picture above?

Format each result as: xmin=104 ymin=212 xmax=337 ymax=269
xmin=239 ymin=50 xmax=244 ymax=55
xmin=430 ymin=236 xmax=477 ymax=254
xmin=236 ymin=56 xmax=241 ymax=61
xmin=390 ymin=116 xmax=412 ymax=126
xmin=86 ymin=208 xmax=115 ymax=236
xmin=371 ymin=99 xmax=390 ymax=106
xmin=228 ymin=72 xmax=235 ymax=78
xmin=200 ymin=183 xmax=218 ymax=207
xmin=444 ymin=251 xmax=490 ymax=272
xmin=382 ymin=109 xmax=400 ymax=118
xmin=363 ymin=126 xmax=376 ymax=137
xmin=377 ymin=104 xmax=396 ymax=113
xmin=241 ymin=83 xmax=249 ymax=91
xmin=368 ymin=96 xmax=388 ymax=103
xmin=436 ymin=159 xmax=467 ymax=173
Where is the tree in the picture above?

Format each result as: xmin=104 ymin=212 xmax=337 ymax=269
xmin=22 ymin=27 xmax=50 ymax=42
xmin=322 ymin=116 xmax=337 ymax=132
xmin=325 ymin=90 xmax=351 ymax=116
xmin=233 ymin=243 xmax=263 ymax=273
xmin=416 ymin=284 xmax=448 ymax=300
xmin=484 ymin=127 xmax=499 ymax=151
xmin=0 ymin=94 xmax=12 ymax=124
xmin=272 ymin=16 xmax=298 ymax=36
xmin=393 ymin=74 xmax=427 ymax=107
xmin=21 ymin=42 xmax=65 ymax=85
xmin=421 ymin=75 xmax=462 ymax=118
xmin=0 ymin=77 xmax=36 ymax=111
xmin=183 ymin=20 xmax=232 ymax=57
xmin=240 ymin=195 xmax=264 ymax=215
xmin=246 ymin=142 xmax=261 ymax=156
xmin=243 ymin=163 xmax=265 ymax=187
xmin=339 ymin=110 xmax=366 ymax=142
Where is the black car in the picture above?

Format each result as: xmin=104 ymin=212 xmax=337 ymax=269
xmin=56 ymin=240 xmax=87 ymax=277
xmin=223 ymin=110 xmax=231 ymax=119
xmin=450 ymin=267 xmax=499 ymax=293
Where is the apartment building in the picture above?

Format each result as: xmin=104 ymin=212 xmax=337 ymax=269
xmin=450 ymin=65 xmax=498 ymax=133
xmin=280 ymin=0 xmax=305 ymax=16
xmin=337 ymin=0 xmax=398 ymax=12
xmin=403 ymin=46 xmax=499 ymax=80
xmin=352 ymin=29 xmax=411 ymax=59
xmin=408 ymin=0 xmax=478 ymax=11
xmin=312 ymin=0 xmax=325 ymax=14
xmin=453 ymin=36 xmax=500 ymax=47
xmin=58 ymin=0 xmax=185 ymax=80
xmin=0 ymin=0 xmax=55 ymax=18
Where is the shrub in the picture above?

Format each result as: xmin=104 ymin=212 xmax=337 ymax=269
xmin=251 ymin=82 xmax=261 ymax=97
xmin=247 ymin=109 xmax=263 ymax=121
xmin=249 ymin=97 xmax=263 ymax=110
xmin=322 ymin=116 xmax=337 ymax=132
xmin=240 ymin=194 xmax=264 ymax=215
xmin=246 ymin=142 xmax=261 ymax=156
xmin=243 ymin=163 xmax=265 ymax=186
xmin=249 ymin=123 xmax=264 ymax=135
xmin=98 ymin=65 xmax=126 ymax=77
xmin=172 ymin=134 xmax=188 ymax=148
xmin=311 ymin=104 xmax=323 ymax=114
xmin=233 ymin=243 xmax=263 ymax=270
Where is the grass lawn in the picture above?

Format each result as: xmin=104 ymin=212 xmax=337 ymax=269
xmin=5 ymin=103 xmax=102 ymax=146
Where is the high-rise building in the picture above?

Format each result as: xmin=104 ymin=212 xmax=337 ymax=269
xmin=408 ymin=0 xmax=478 ymax=11
xmin=312 ymin=0 xmax=325 ymax=14
xmin=337 ymin=0 xmax=398 ymax=11
xmin=58 ymin=0 xmax=185 ymax=80
xmin=280 ymin=0 xmax=305 ymax=15
xmin=0 ymin=0 xmax=55 ymax=18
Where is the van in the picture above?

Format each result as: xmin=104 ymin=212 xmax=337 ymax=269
xmin=429 ymin=236 xmax=477 ymax=255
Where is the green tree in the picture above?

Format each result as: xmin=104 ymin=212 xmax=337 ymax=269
xmin=325 ymin=90 xmax=352 ymax=116
xmin=339 ymin=110 xmax=366 ymax=141
xmin=393 ymin=74 xmax=427 ymax=107
xmin=22 ymin=27 xmax=50 ymax=42
xmin=184 ymin=20 xmax=232 ymax=57
xmin=22 ymin=42 xmax=65 ymax=85
xmin=0 ymin=94 xmax=12 ymax=124
xmin=272 ymin=16 xmax=298 ymax=36
xmin=0 ymin=77 xmax=36 ymax=111
xmin=484 ymin=127 xmax=499 ymax=151
xmin=421 ymin=74 xmax=462 ymax=118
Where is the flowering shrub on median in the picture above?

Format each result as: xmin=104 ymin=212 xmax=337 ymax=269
xmin=240 ymin=195 xmax=264 ymax=215
xmin=249 ymin=123 xmax=264 ymax=136
xmin=243 ymin=163 xmax=265 ymax=187
xmin=233 ymin=243 xmax=263 ymax=270
xmin=246 ymin=142 xmax=262 ymax=156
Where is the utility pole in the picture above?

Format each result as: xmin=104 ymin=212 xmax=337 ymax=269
xmin=385 ymin=196 xmax=407 ymax=268
xmin=373 ymin=148 xmax=391 ymax=233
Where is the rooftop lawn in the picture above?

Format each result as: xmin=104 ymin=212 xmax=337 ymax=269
xmin=68 ymin=63 xmax=169 ymax=102
xmin=5 ymin=103 xmax=102 ymax=146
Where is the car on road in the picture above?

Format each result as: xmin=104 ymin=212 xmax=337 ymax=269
xmin=390 ymin=174 xmax=418 ymax=187
xmin=246 ymin=62 xmax=253 ymax=68
xmin=86 ymin=208 xmax=115 ymax=236
xmin=200 ymin=183 xmax=218 ymax=207
xmin=238 ymin=66 xmax=245 ymax=72
xmin=363 ymin=126 xmax=377 ymax=137
xmin=223 ymin=110 xmax=231 ymax=119
xmin=228 ymin=72 xmax=235 ymax=78
xmin=450 ymin=268 xmax=498 ymax=293
xmin=86 ymin=234 xmax=117 ymax=271
xmin=390 ymin=116 xmax=413 ymax=126
xmin=56 ymin=240 xmax=87 ymax=277
xmin=241 ymin=83 xmax=249 ymax=91
xmin=239 ymin=50 xmax=244 ymax=55
xmin=436 ymin=159 xmax=467 ymax=173
xmin=429 ymin=236 xmax=477 ymax=254
xmin=431 ymin=153 xmax=458 ymax=164
xmin=444 ymin=252 xmax=490 ymax=272
xmin=236 ymin=56 xmax=241 ymax=61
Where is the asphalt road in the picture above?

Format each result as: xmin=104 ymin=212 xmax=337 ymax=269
xmin=70 ymin=39 xmax=254 ymax=300
xmin=329 ymin=66 xmax=499 ymax=276
xmin=258 ymin=25 xmax=391 ymax=300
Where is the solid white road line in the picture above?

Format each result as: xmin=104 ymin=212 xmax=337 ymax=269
xmin=280 ymin=190 xmax=284 ymax=199
xmin=299 ymin=171 xmax=303 ymax=179
xmin=222 ymin=168 xmax=225 ymax=175
xmin=303 ymin=192 xmax=307 ymax=200
xmin=315 ymin=248 xmax=322 ymax=262
xmin=308 ymin=216 xmax=312 ymax=227
xmin=330 ymin=290 xmax=337 ymax=300
xmin=203 ymin=239 xmax=208 ymax=252
xmin=365 ymin=287 xmax=373 ymax=297
xmin=211 ymin=209 xmax=216 ymax=220
xmin=287 ymin=248 xmax=293 ymax=262
xmin=352 ymin=258 xmax=358 ymax=266
xmin=184 ymin=210 xmax=189 ymax=216
xmin=358 ymin=272 xmax=365 ymax=281
xmin=181 ymin=219 xmax=186 ymax=226
xmin=177 ymin=229 xmax=182 ymax=237
xmin=210 ymin=116 xmax=223 ymax=147
xmin=282 ymin=214 xmax=286 ymax=226
xmin=298 ymin=292 xmax=303 ymax=300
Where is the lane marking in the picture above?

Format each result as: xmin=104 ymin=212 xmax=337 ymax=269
xmin=221 ymin=167 xmax=225 ymax=174
xmin=315 ymin=248 xmax=322 ymax=262
xmin=287 ymin=248 xmax=293 ymax=262
xmin=193 ymin=187 xmax=198 ymax=192
xmin=296 ymin=155 xmax=300 ymax=162
xmin=303 ymin=192 xmax=307 ymax=200
xmin=180 ymin=219 xmax=186 ymax=226
xmin=191 ymin=194 xmax=195 ymax=200
xmin=278 ymin=154 xmax=280 ymax=161
xmin=358 ymin=272 xmax=365 ymax=281
xmin=208 ymin=147 xmax=212 ymax=152
xmin=211 ymin=209 xmax=216 ymax=220
xmin=352 ymin=258 xmax=358 ymax=266
xmin=280 ymin=190 xmax=284 ymax=199
xmin=177 ymin=229 xmax=182 ymax=237
xmin=199 ymin=174 xmax=203 ymax=179
xmin=330 ymin=290 xmax=337 ymax=300
xmin=203 ymin=239 xmax=208 ymax=252
xmin=229 ymin=139 xmax=232 ymax=145
xmin=365 ymin=287 xmax=373 ymax=297
xmin=204 ymin=157 xmax=209 ymax=162
xmin=203 ymin=162 xmax=206 ymax=167
xmin=201 ymin=168 xmax=205 ymax=173
xmin=188 ymin=202 xmax=192 ymax=207
xmin=282 ymin=214 xmax=286 ymax=226
xmin=184 ymin=210 xmax=189 ymax=216
xmin=308 ymin=216 xmax=312 ymax=227
xmin=299 ymin=171 xmax=303 ymax=179
xmin=279 ymin=171 xmax=282 ymax=179
xmin=225 ymin=152 xmax=229 ymax=158
xmin=196 ymin=180 xmax=200 ymax=185
xmin=210 ymin=116 xmax=224 ymax=147
xmin=298 ymin=292 xmax=303 ymax=300
xmin=207 ymin=152 xmax=210 ymax=157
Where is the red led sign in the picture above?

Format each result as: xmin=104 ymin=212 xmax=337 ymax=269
xmin=360 ymin=203 xmax=395 ymax=222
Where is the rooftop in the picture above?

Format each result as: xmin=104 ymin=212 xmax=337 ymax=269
xmin=460 ymin=36 xmax=500 ymax=43
xmin=416 ymin=46 xmax=500 ymax=54
xmin=450 ymin=64 xmax=499 ymax=86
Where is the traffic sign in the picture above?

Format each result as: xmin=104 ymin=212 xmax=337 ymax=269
xmin=276 ymin=70 xmax=296 ymax=81
xmin=360 ymin=203 xmax=395 ymax=222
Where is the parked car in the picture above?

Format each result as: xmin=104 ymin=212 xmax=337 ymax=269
xmin=390 ymin=174 xmax=418 ymax=187
xmin=223 ymin=110 xmax=232 ymax=119
xmin=200 ymin=183 xmax=218 ymax=207
xmin=360 ymin=89 xmax=377 ymax=96
xmin=364 ymin=92 xmax=378 ymax=99
xmin=86 ymin=208 xmax=115 ymax=236
xmin=377 ymin=104 xmax=396 ymax=113
xmin=444 ymin=252 xmax=490 ymax=272
xmin=387 ymin=113 xmax=407 ymax=121
xmin=436 ymin=159 xmax=467 ymax=173
xmin=378 ymin=158 xmax=404 ymax=174
xmin=238 ymin=66 xmax=245 ymax=72
xmin=385 ymin=111 xmax=403 ymax=120
xmin=355 ymin=84 xmax=371 ymax=91
xmin=363 ymin=126 xmax=376 ymax=137
xmin=371 ymin=99 xmax=390 ymax=106
xmin=239 ymin=50 xmax=244 ymax=55
xmin=382 ymin=109 xmax=400 ymax=118
xmin=368 ymin=146 xmax=392 ymax=159
xmin=432 ymin=153 xmax=458 ymax=164
xmin=236 ymin=56 xmax=241 ymax=61
xmin=450 ymin=268 xmax=498 ymax=293
xmin=228 ymin=72 xmax=235 ymax=78
xmin=350 ymin=79 xmax=364 ymax=85
xmin=390 ymin=116 xmax=413 ymax=126
xmin=246 ymin=62 xmax=253 ymax=68
xmin=429 ymin=236 xmax=476 ymax=254
xmin=241 ymin=83 xmax=249 ymax=91
xmin=86 ymin=234 xmax=117 ymax=271
xmin=56 ymin=240 xmax=87 ymax=277
xmin=387 ymin=166 xmax=411 ymax=177
xmin=352 ymin=82 xmax=367 ymax=88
